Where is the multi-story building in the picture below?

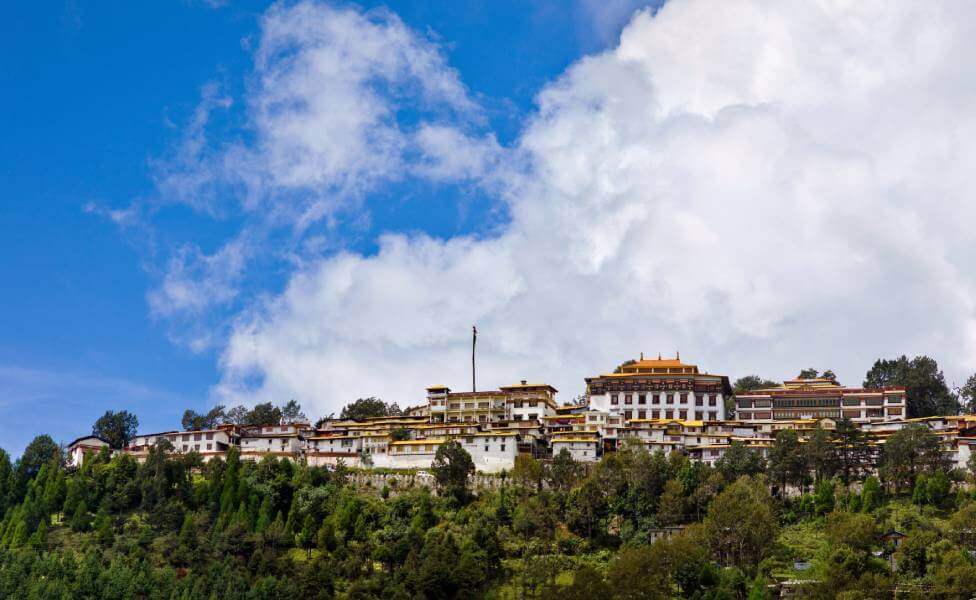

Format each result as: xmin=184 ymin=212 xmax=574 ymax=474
xmin=586 ymin=354 xmax=732 ymax=422
xmin=734 ymin=378 xmax=907 ymax=422
xmin=427 ymin=380 xmax=558 ymax=424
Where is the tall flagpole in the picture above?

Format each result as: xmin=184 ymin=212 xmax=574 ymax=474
xmin=472 ymin=325 xmax=477 ymax=392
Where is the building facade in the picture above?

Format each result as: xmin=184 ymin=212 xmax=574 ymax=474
xmin=427 ymin=380 xmax=558 ymax=424
xmin=586 ymin=354 xmax=732 ymax=422
xmin=734 ymin=378 xmax=907 ymax=422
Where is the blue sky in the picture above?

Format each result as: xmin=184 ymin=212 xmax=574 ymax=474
xmin=5 ymin=1 xmax=976 ymax=457
xmin=0 ymin=0 xmax=656 ymax=454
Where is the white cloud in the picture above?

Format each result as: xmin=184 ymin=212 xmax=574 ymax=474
xmin=576 ymin=0 xmax=656 ymax=47
xmin=147 ymin=2 xmax=490 ymax=325
xmin=198 ymin=1 xmax=976 ymax=415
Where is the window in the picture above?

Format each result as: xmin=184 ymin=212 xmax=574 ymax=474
xmin=624 ymin=410 xmax=633 ymax=420
xmin=680 ymin=393 xmax=688 ymax=403
xmin=182 ymin=434 xmax=189 ymax=441
xmin=206 ymin=432 xmax=214 ymax=440
xmin=666 ymin=394 xmax=674 ymax=404
xmin=611 ymin=394 xmax=619 ymax=405
xmin=637 ymin=410 xmax=646 ymax=419
xmin=194 ymin=444 xmax=200 ymax=451
xmin=624 ymin=394 xmax=633 ymax=405
xmin=708 ymin=412 xmax=717 ymax=420
xmin=679 ymin=410 xmax=687 ymax=419
xmin=638 ymin=394 xmax=646 ymax=405
xmin=652 ymin=394 xmax=660 ymax=405
xmin=500 ymin=444 xmax=506 ymax=452
xmin=708 ymin=396 xmax=717 ymax=406
xmin=695 ymin=411 xmax=703 ymax=420
xmin=206 ymin=443 xmax=212 ymax=451
xmin=194 ymin=433 xmax=202 ymax=441
xmin=665 ymin=410 xmax=673 ymax=419
xmin=652 ymin=410 xmax=660 ymax=419
xmin=695 ymin=395 xmax=704 ymax=406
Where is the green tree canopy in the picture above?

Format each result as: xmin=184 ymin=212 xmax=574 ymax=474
xmin=338 ymin=397 xmax=402 ymax=421
xmin=703 ymin=476 xmax=778 ymax=570
xmin=431 ymin=440 xmax=474 ymax=504
xmin=245 ymin=402 xmax=283 ymax=426
xmin=879 ymin=424 xmax=949 ymax=490
xmin=92 ymin=410 xmax=139 ymax=449
xmin=714 ymin=441 xmax=765 ymax=484
xmin=767 ymin=429 xmax=808 ymax=492
xmin=18 ymin=435 xmax=62 ymax=480
xmin=180 ymin=405 xmax=225 ymax=431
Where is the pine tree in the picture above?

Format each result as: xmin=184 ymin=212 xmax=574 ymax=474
xmin=94 ymin=510 xmax=114 ymax=546
xmin=175 ymin=512 xmax=199 ymax=566
xmin=255 ymin=496 xmax=273 ymax=533
xmin=28 ymin=520 xmax=47 ymax=551
xmin=70 ymin=500 xmax=91 ymax=533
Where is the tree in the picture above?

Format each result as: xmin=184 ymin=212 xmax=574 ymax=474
xmin=339 ymin=397 xmax=402 ymax=421
xmin=245 ymin=403 xmax=282 ymax=426
xmin=390 ymin=427 xmax=410 ymax=442
xmin=807 ymin=424 xmax=839 ymax=481
xmin=715 ymin=441 xmax=764 ymax=484
xmin=181 ymin=405 xmax=225 ymax=431
xmin=70 ymin=500 xmax=91 ymax=532
xmin=546 ymin=448 xmax=582 ymax=491
xmin=864 ymin=355 xmax=959 ymax=417
xmin=733 ymin=375 xmax=779 ymax=393
xmin=798 ymin=368 xmax=820 ymax=379
xmin=430 ymin=441 xmax=474 ymax=503
xmin=656 ymin=478 xmax=685 ymax=526
xmin=92 ymin=410 xmax=139 ymax=449
xmin=835 ymin=418 xmax=874 ymax=483
xmin=224 ymin=405 xmax=249 ymax=425
xmin=703 ymin=476 xmax=778 ymax=570
xmin=18 ymin=435 xmax=62 ymax=481
xmin=607 ymin=545 xmax=668 ymax=599
xmin=767 ymin=429 xmax=808 ymax=492
xmin=879 ymin=424 xmax=949 ymax=490
xmin=281 ymin=400 xmax=307 ymax=423
xmin=512 ymin=454 xmax=544 ymax=491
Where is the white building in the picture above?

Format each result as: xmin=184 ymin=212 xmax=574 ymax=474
xmin=551 ymin=433 xmax=600 ymax=462
xmin=66 ymin=436 xmax=110 ymax=467
xmin=458 ymin=431 xmax=519 ymax=473
xmin=586 ymin=354 xmax=731 ymax=423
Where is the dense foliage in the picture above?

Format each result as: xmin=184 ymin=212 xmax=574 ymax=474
xmin=3 ymin=423 xmax=976 ymax=599
xmin=336 ymin=398 xmax=403 ymax=423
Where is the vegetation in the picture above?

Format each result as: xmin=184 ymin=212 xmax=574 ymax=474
xmin=92 ymin=411 xmax=139 ymax=450
xmin=336 ymin=398 xmax=403 ymax=423
xmin=2 ymin=423 xmax=976 ymax=599
xmin=181 ymin=401 xmax=308 ymax=432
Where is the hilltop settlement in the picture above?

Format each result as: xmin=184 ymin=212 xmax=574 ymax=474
xmin=65 ymin=354 xmax=976 ymax=477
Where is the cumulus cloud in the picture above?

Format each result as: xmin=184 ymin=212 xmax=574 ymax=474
xmin=173 ymin=0 xmax=976 ymax=414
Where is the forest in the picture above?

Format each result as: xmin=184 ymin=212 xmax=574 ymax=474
xmin=1 ymin=421 xmax=976 ymax=599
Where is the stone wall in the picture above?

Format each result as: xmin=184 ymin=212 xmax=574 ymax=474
xmin=348 ymin=471 xmax=505 ymax=494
